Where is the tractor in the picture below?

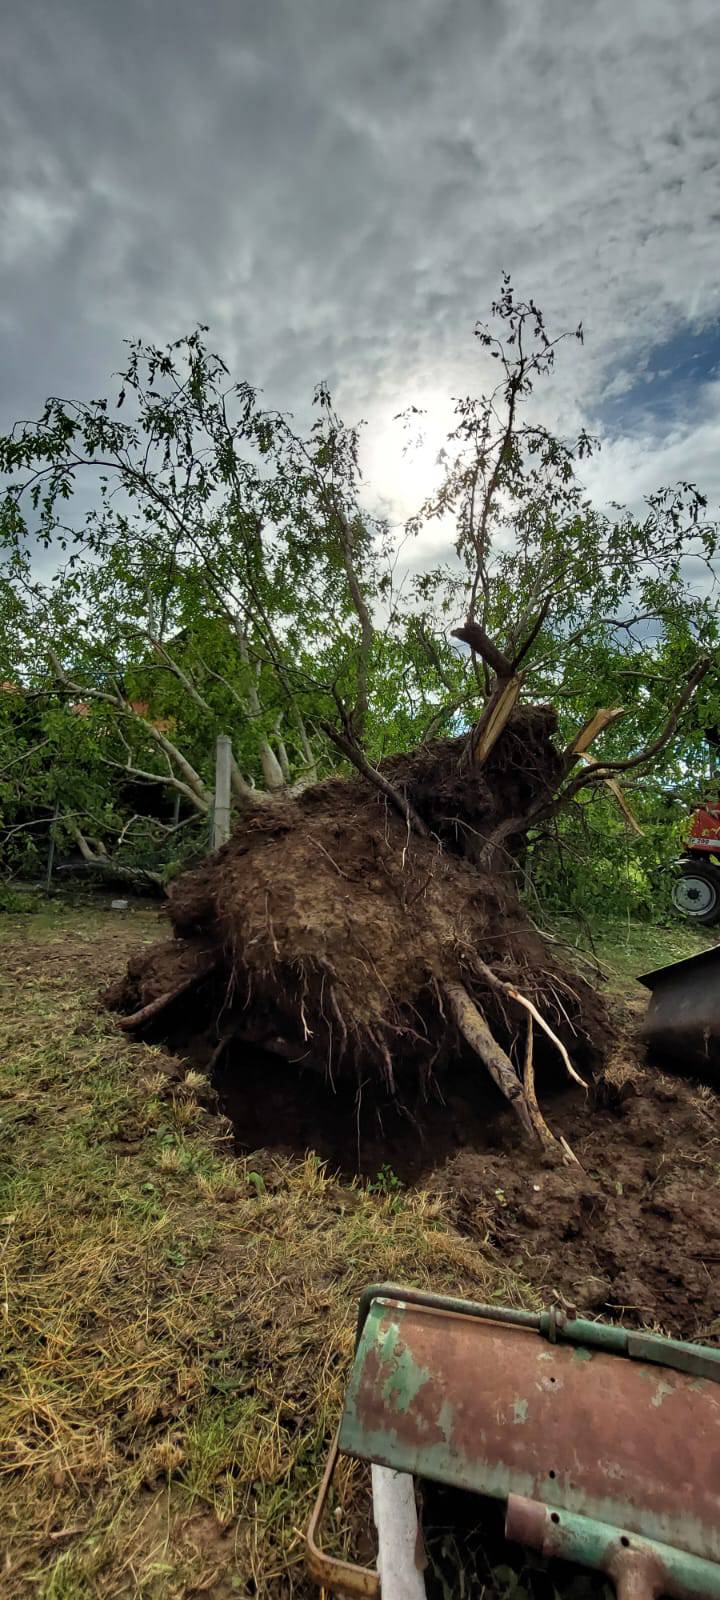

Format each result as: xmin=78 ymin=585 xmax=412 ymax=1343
xmin=672 ymin=800 xmax=720 ymax=926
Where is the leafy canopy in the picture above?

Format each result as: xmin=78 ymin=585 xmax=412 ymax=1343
xmin=1 ymin=280 xmax=717 ymax=900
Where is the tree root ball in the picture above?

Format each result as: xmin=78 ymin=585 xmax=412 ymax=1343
xmin=105 ymin=716 xmax=613 ymax=1137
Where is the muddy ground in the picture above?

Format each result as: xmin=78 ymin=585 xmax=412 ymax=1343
xmin=173 ymin=1014 xmax=720 ymax=1342
xmin=439 ymin=1071 xmax=720 ymax=1339
xmin=112 ymin=900 xmax=720 ymax=1341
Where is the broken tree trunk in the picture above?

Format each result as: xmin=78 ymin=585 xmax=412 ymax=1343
xmin=465 ymin=675 xmax=524 ymax=766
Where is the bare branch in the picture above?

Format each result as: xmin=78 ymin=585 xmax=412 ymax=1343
xmin=100 ymin=757 xmax=210 ymax=813
xmin=320 ymin=721 xmax=430 ymax=838
xmin=509 ymin=596 xmax=552 ymax=670
xmin=47 ymin=647 xmax=212 ymax=804
xmin=0 ymin=738 xmax=50 ymax=776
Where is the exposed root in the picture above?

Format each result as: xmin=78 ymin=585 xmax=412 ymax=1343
xmin=474 ymin=957 xmax=588 ymax=1090
xmin=444 ymin=981 xmax=535 ymax=1141
xmin=117 ymin=966 xmax=217 ymax=1032
xmin=328 ymin=985 xmax=348 ymax=1060
xmin=522 ymin=1017 xmax=580 ymax=1167
xmin=106 ymin=723 xmax=614 ymax=1164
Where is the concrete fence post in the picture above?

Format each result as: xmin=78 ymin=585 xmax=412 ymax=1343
xmin=212 ymin=734 xmax=232 ymax=850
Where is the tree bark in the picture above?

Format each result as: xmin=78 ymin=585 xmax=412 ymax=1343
xmin=233 ymin=625 xmax=285 ymax=790
xmin=444 ymin=980 xmax=535 ymax=1139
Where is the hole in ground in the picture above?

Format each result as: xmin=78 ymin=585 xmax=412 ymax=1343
xmin=150 ymin=970 xmax=578 ymax=1182
xmin=209 ymin=1039 xmax=518 ymax=1183
xmin=150 ymin=1000 xmax=720 ymax=1339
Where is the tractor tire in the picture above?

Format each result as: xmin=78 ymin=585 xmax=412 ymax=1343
xmin=672 ymin=862 xmax=720 ymax=926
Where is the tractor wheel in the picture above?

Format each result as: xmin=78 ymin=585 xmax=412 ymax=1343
xmin=672 ymin=863 xmax=720 ymax=926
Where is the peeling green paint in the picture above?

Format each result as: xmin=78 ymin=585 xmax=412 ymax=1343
xmin=438 ymin=1398 xmax=454 ymax=1441
xmin=378 ymin=1319 xmax=400 ymax=1364
xmin=521 ymin=1505 xmax=720 ymax=1600
xmin=381 ymin=1344 xmax=431 ymax=1414
xmin=338 ymin=1291 xmax=720 ymax=1580
xmin=651 ymin=1378 xmax=674 ymax=1409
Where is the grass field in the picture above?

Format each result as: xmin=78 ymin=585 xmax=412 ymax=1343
xmin=0 ymin=904 xmax=714 ymax=1598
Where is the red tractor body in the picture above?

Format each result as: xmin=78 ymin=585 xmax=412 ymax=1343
xmin=687 ymin=804 xmax=720 ymax=852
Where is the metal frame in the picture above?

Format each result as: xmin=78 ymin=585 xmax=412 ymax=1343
xmin=306 ymin=1426 xmax=381 ymax=1599
xmin=354 ymin=1283 xmax=720 ymax=1380
xmin=506 ymin=1496 xmax=720 ymax=1600
xmin=307 ymin=1287 xmax=720 ymax=1598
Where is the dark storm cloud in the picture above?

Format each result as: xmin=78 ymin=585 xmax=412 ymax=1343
xmin=2 ymin=0 xmax=720 ymax=517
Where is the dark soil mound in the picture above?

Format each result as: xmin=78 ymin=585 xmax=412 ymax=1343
xmin=106 ymin=716 xmax=613 ymax=1147
xmin=440 ymin=1067 xmax=720 ymax=1339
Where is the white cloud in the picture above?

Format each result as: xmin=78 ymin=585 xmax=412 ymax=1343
xmin=1 ymin=0 xmax=719 ymax=535
xmin=584 ymin=378 xmax=720 ymax=523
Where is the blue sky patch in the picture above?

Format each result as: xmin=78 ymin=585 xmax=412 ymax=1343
xmin=600 ymin=323 xmax=720 ymax=436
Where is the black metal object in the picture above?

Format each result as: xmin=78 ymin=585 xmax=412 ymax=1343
xmin=638 ymin=944 xmax=720 ymax=1074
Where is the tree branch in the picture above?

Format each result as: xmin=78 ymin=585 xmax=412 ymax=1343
xmin=558 ymin=659 xmax=710 ymax=803
xmin=320 ymin=722 xmax=430 ymax=838
xmin=0 ymin=738 xmax=50 ymax=776
xmin=509 ymin=596 xmax=552 ymax=670
xmin=99 ymin=757 xmax=210 ymax=813
xmin=451 ymin=622 xmax=513 ymax=680
xmin=48 ymin=647 xmax=212 ymax=804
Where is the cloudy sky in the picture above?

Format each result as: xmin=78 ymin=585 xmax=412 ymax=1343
xmin=3 ymin=0 xmax=720 ymax=529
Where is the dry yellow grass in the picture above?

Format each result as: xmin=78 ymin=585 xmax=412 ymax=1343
xmin=0 ymin=906 xmax=532 ymax=1599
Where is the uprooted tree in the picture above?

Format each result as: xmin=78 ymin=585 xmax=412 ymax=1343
xmin=2 ymin=280 xmax=718 ymax=1155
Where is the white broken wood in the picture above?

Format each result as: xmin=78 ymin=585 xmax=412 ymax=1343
xmin=565 ymin=706 xmax=626 ymax=758
xmin=371 ymin=1465 xmax=427 ymax=1600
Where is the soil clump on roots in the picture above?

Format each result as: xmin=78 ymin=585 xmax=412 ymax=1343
xmin=106 ymin=712 xmax=612 ymax=1161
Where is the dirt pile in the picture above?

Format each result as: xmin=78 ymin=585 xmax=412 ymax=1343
xmin=106 ymin=716 xmax=613 ymax=1147
xmin=440 ymin=1067 xmax=720 ymax=1338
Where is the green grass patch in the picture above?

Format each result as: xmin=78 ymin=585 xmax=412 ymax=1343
xmin=0 ymin=907 xmax=524 ymax=1598
xmin=553 ymin=913 xmax=715 ymax=993
xmin=2 ymin=903 xmax=709 ymax=1596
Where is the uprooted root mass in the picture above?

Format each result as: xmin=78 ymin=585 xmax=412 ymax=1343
xmin=106 ymin=711 xmax=613 ymax=1151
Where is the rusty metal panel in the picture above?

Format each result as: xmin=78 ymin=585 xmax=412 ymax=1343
xmin=338 ymin=1298 xmax=720 ymax=1563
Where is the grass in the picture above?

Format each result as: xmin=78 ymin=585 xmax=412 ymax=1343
xmin=2 ymin=903 xmax=714 ymax=1597
xmin=0 ymin=905 xmax=529 ymax=1599
xmin=552 ymin=911 xmax=715 ymax=993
